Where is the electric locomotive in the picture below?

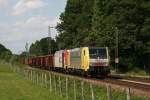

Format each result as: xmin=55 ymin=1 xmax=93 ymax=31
xmin=65 ymin=47 xmax=110 ymax=76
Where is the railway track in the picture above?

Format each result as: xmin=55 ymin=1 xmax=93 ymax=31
xmin=106 ymin=75 xmax=150 ymax=91
xmin=109 ymin=74 xmax=150 ymax=83
xmin=87 ymin=76 xmax=150 ymax=97
xmin=85 ymin=75 xmax=150 ymax=97
xmin=103 ymin=78 xmax=150 ymax=92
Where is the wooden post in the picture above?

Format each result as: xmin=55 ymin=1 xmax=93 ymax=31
xmin=13 ymin=67 xmax=16 ymax=72
xmin=16 ymin=67 xmax=17 ymax=73
xmin=30 ymin=70 xmax=31 ymax=81
xmin=90 ymin=83 xmax=95 ymax=100
xmin=34 ymin=71 xmax=36 ymax=83
xmin=19 ymin=68 xmax=23 ymax=76
xmin=24 ymin=69 xmax=26 ymax=78
xmin=40 ymin=72 xmax=42 ymax=85
xmin=26 ymin=69 xmax=28 ymax=79
xmin=16 ymin=67 xmax=18 ymax=73
xmin=127 ymin=88 xmax=131 ymax=100
xmin=16 ymin=67 xmax=18 ymax=74
xmin=54 ymin=75 xmax=57 ymax=93
xmin=49 ymin=73 xmax=52 ymax=91
xmin=13 ymin=66 xmax=14 ymax=72
xmin=29 ymin=70 xmax=30 ymax=80
xmin=21 ymin=68 xmax=23 ymax=76
xmin=66 ymin=77 xmax=68 ymax=100
xmin=39 ymin=72 xmax=41 ymax=85
xmin=41 ymin=72 xmax=43 ymax=86
xmin=32 ymin=70 xmax=34 ymax=83
xmin=18 ymin=67 xmax=19 ymax=74
xmin=32 ymin=70 xmax=34 ymax=82
xmin=14 ymin=66 xmax=16 ymax=73
xmin=33 ymin=71 xmax=35 ymax=83
xmin=15 ymin=67 xmax=16 ymax=73
xmin=45 ymin=73 xmax=47 ymax=88
xmin=74 ymin=80 xmax=77 ymax=100
xmin=25 ymin=69 xmax=27 ymax=79
xmin=107 ymin=85 xmax=112 ymax=100
xmin=24 ymin=69 xmax=25 ymax=78
xmin=31 ymin=70 xmax=33 ymax=81
xmin=28 ymin=70 xmax=29 ymax=80
xmin=22 ymin=69 xmax=24 ymax=77
xmin=59 ymin=76 xmax=62 ymax=96
xmin=81 ymin=81 xmax=84 ymax=100
xmin=34 ymin=71 xmax=36 ymax=84
xmin=37 ymin=72 xmax=39 ymax=84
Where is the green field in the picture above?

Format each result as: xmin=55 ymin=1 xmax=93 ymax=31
xmin=0 ymin=63 xmax=64 ymax=100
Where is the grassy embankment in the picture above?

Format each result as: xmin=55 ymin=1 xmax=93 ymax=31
xmin=58 ymin=76 xmax=149 ymax=100
xmin=111 ymin=68 xmax=150 ymax=77
xmin=25 ymin=66 xmax=149 ymax=100
xmin=0 ymin=62 xmax=64 ymax=100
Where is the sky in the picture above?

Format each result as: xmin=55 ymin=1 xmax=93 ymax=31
xmin=0 ymin=0 xmax=67 ymax=54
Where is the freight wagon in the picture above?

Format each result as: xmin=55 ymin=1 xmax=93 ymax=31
xmin=54 ymin=50 xmax=64 ymax=71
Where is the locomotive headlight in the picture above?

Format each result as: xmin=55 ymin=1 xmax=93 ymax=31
xmin=104 ymin=63 xmax=109 ymax=66
xmin=90 ymin=63 xmax=93 ymax=66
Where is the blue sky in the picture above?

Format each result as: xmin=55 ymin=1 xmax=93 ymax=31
xmin=0 ymin=0 xmax=67 ymax=54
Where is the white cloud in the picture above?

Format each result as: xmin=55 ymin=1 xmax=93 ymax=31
xmin=11 ymin=0 xmax=45 ymax=15
xmin=15 ymin=15 xmax=59 ymax=32
xmin=0 ymin=0 xmax=8 ymax=8
xmin=0 ymin=15 xmax=59 ymax=54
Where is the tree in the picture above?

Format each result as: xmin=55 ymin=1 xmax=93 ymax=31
xmin=0 ymin=43 xmax=12 ymax=61
xmin=29 ymin=37 xmax=57 ymax=56
xmin=56 ymin=0 xmax=94 ymax=49
xmin=90 ymin=0 xmax=150 ymax=71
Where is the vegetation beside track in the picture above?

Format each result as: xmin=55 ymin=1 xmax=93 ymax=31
xmin=0 ymin=44 xmax=12 ymax=62
xmin=0 ymin=63 xmax=64 ymax=100
xmin=111 ymin=69 xmax=150 ymax=78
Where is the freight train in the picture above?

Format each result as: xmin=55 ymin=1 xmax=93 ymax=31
xmin=21 ymin=47 xmax=110 ymax=76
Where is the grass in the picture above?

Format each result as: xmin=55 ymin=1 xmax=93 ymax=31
xmin=126 ymin=68 xmax=149 ymax=76
xmin=111 ymin=68 xmax=150 ymax=77
xmin=0 ymin=63 xmax=65 ymax=100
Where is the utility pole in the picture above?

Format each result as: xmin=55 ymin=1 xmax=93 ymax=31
xmin=25 ymin=42 xmax=29 ymax=64
xmin=48 ymin=26 xmax=55 ymax=54
xmin=115 ymin=27 xmax=119 ymax=72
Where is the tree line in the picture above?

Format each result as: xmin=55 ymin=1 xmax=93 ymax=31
xmin=0 ymin=44 xmax=12 ymax=61
xmin=29 ymin=37 xmax=57 ymax=56
xmin=29 ymin=0 xmax=150 ymax=72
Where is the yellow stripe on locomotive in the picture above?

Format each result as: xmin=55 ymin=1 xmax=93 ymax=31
xmin=81 ymin=47 xmax=90 ymax=72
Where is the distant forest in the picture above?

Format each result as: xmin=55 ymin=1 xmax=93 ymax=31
xmin=0 ymin=44 xmax=12 ymax=61
xmin=29 ymin=0 xmax=150 ymax=72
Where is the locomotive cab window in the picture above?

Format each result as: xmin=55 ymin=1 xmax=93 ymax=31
xmin=89 ymin=48 xmax=107 ymax=59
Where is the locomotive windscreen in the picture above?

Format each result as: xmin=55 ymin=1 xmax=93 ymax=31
xmin=89 ymin=48 xmax=107 ymax=59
